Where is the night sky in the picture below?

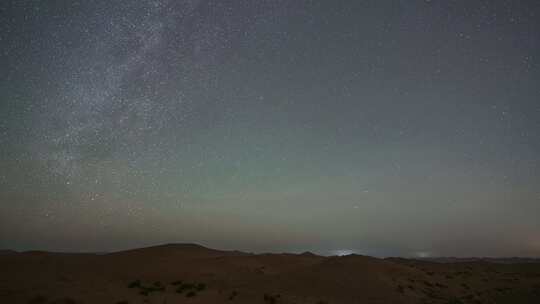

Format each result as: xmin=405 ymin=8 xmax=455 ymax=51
xmin=1 ymin=0 xmax=539 ymax=257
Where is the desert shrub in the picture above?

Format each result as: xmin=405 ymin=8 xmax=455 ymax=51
xmin=228 ymin=290 xmax=238 ymax=300
xmin=171 ymin=280 xmax=183 ymax=286
xmin=141 ymin=286 xmax=163 ymax=295
xmin=446 ymin=298 xmax=464 ymax=304
xmin=155 ymin=286 xmax=165 ymax=292
xmin=128 ymin=280 xmax=141 ymax=288
xmin=316 ymin=301 xmax=328 ymax=304
xmin=196 ymin=283 xmax=206 ymax=291
xmin=263 ymin=293 xmax=278 ymax=304
xmin=129 ymin=280 xmax=166 ymax=295
xmin=149 ymin=281 xmax=165 ymax=291
xmin=423 ymin=281 xmax=434 ymax=287
xmin=176 ymin=282 xmax=197 ymax=293
xmin=28 ymin=295 xmax=48 ymax=304
xmin=186 ymin=291 xmax=197 ymax=297
xmin=435 ymin=282 xmax=448 ymax=288
xmin=181 ymin=283 xmax=195 ymax=290
xmin=397 ymin=285 xmax=405 ymax=294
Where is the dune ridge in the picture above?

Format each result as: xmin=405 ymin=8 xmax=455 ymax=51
xmin=1 ymin=243 xmax=539 ymax=303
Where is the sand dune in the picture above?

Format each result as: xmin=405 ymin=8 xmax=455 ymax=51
xmin=1 ymin=244 xmax=539 ymax=304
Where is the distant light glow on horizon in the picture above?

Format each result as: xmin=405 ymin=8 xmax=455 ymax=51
xmin=414 ymin=251 xmax=432 ymax=258
xmin=332 ymin=250 xmax=356 ymax=256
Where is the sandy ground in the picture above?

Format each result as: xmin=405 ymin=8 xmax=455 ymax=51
xmin=1 ymin=244 xmax=539 ymax=304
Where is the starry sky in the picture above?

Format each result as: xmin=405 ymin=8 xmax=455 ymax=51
xmin=1 ymin=0 xmax=539 ymax=257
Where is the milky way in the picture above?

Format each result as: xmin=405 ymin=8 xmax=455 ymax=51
xmin=1 ymin=1 xmax=539 ymax=256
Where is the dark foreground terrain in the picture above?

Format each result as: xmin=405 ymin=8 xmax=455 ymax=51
xmin=1 ymin=244 xmax=539 ymax=304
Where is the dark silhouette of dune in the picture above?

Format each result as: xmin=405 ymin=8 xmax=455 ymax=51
xmin=0 ymin=249 xmax=17 ymax=255
xmin=1 ymin=243 xmax=539 ymax=304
